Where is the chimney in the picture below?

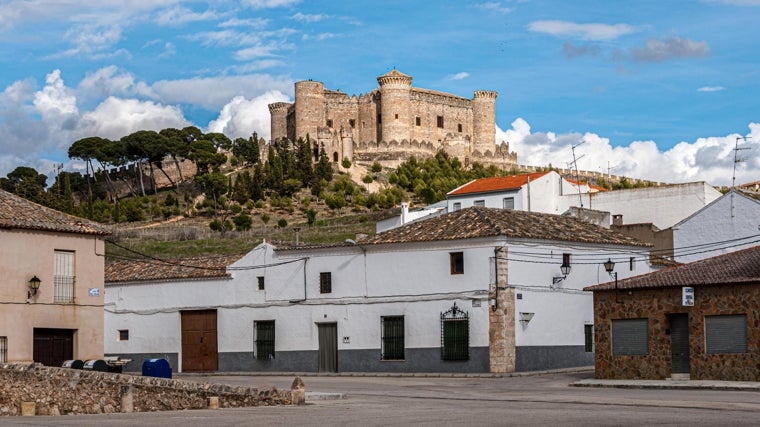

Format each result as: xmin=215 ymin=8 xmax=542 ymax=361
xmin=400 ymin=202 xmax=409 ymax=225
xmin=612 ymin=214 xmax=623 ymax=226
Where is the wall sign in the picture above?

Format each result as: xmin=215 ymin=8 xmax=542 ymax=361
xmin=88 ymin=288 xmax=100 ymax=297
xmin=682 ymin=287 xmax=694 ymax=306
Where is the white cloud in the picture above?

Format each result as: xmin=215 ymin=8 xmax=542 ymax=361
xmin=291 ymin=12 xmax=329 ymax=22
xmin=242 ymin=0 xmax=301 ymax=9
xmin=78 ymin=97 xmax=190 ymax=139
xmin=496 ymin=118 xmax=759 ymax=186
xmin=154 ymin=5 xmax=218 ymax=26
xmin=528 ymin=20 xmax=636 ymax=41
xmin=220 ymin=17 xmax=270 ymax=28
xmin=698 ymin=86 xmax=725 ymax=92
xmin=207 ymin=90 xmax=291 ymax=141
xmin=447 ymin=72 xmax=470 ymax=80
xmin=302 ymin=33 xmax=337 ymax=41
xmin=59 ymin=24 xmax=124 ymax=57
xmin=151 ymin=74 xmax=294 ymax=110
xmin=475 ymin=2 xmax=513 ymax=14
xmin=33 ymin=70 xmax=79 ymax=126
xmin=77 ymin=66 xmax=155 ymax=103
xmin=630 ymin=36 xmax=710 ymax=62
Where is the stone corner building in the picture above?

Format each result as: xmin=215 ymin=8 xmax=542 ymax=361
xmin=584 ymin=245 xmax=760 ymax=381
xmin=268 ymin=69 xmax=517 ymax=168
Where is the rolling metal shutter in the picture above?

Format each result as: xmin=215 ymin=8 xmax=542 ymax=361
xmin=612 ymin=318 xmax=648 ymax=356
xmin=705 ymin=315 xmax=747 ymax=354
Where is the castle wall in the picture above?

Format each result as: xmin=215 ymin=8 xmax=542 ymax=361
xmin=268 ymin=102 xmax=291 ymax=143
xmin=294 ymin=81 xmax=325 ymax=141
xmin=377 ymin=74 xmax=412 ymax=143
xmin=410 ymin=89 xmax=473 ymax=147
xmin=472 ymin=91 xmax=498 ymax=153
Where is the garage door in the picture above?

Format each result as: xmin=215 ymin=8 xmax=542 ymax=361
xmin=33 ymin=328 xmax=74 ymax=367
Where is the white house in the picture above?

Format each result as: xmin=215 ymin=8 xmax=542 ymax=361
xmin=105 ymin=207 xmax=650 ymax=374
xmin=375 ymin=201 xmax=446 ymax=233
xmin=672 ymin=189 xmax=760 ymax=263
xmin=446 ymin=171 xmax=602 ymax=216
xmin=589 ymin=182 xmax=722 ymax=230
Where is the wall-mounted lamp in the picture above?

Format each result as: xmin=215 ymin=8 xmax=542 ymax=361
xmin=519 ymin=312 xmax=534 ymax=324
xmin=552 ymin=255 xmax=572 ymax=287
xmin=28 ymin=275 xmax=41 ymax=298
xmin=489 ymin=298 xmax=497 ymax=312
xmin=603 ymin=258 xmax=621 ymax=303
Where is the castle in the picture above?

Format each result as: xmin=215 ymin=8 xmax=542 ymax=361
xmin=268 ymin=69 xmax=517 ymax=168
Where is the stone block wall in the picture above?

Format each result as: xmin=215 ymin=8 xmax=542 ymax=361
xmin=0 ymin=363 xmax=299 ymax=417
xmin=593 ymin=284 xmax=760 ymax=381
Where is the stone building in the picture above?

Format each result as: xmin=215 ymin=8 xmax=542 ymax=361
xmin=268 ymin=69 xmax=517 ymax=168
xmin=584 ymin=245 xmax=760 ymax=381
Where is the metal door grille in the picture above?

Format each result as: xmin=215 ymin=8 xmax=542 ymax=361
xmin=381 ymin=316 xmax=404 ymax=360
xmin=441 ymin=303 xmax=469 ymax=361
xmin=0 ymin=336 xmax=7 ymax=363
xmin=254 ymin=320 xmax=275 ymax=360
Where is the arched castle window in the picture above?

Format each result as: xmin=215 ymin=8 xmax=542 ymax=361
xmin=437 ymin=116 xmax=444 ymax=128
xmin=457 ymin=123 xmax=463 ymax=133
xmin=415 ymin=117 xmax=421 ymax=126
xmin=349 ymin=119 xmax=355 ymax=128
xmin=326 ymin=119 xmax=333 ymax=128
xmin=333 ymin=152 xmax=339 ymax=162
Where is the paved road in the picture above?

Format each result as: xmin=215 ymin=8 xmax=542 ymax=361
xmin=7 ymin=372 xmax=760 ymax=426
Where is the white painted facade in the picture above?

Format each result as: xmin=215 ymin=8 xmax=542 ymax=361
xmin=589 ymin=182 xmax=722 ymax=229
xmin=105 ymin=234 xmax=649 ymax=373
xmin=446 ymin=171 xmax=593 ymax=215
xmin=375 ymin=201 xmax=446 ymax=233
xmin=672 ymin=190 xmax=760 ymax=263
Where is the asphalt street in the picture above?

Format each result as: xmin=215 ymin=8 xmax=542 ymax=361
xmin=6 ymin=371 xmax=760 ymax=426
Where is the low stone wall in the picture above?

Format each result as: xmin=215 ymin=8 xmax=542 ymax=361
xmin=0 ymin=363 xmax=304 ymax=416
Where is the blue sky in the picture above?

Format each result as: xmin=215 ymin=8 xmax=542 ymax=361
xmin=1 ymin=0 xmax=758 ymax=186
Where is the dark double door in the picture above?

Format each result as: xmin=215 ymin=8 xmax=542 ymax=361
xmin=33 ymin=328 xmax=74 ymax=367
xmin=181 ymin=310 xmax=218 ymax=372
xmin=669 ymin=314 xmax=690 ymax=374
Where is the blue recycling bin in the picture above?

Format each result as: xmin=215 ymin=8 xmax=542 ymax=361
xmin=142 ymin=358 xmax=172 ymax=379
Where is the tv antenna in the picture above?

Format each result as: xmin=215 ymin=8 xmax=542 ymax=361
xmin=567 ymin=141 xmax=586 ymax=207
xmin=731 ymin=136 xmax=751 ymax=218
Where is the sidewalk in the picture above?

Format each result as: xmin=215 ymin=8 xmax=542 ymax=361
xmin=572 ymin=378 xmax=760 ymax=391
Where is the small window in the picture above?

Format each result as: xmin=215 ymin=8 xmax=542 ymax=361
xmin=584 ymin=325 xmax=594 ymax=352
xmin=705 ymin=314 xmax=747 ymax=354
xmin=394 ymin=113 xmax=399 ymax=119
xmin=381 ymin=316 xmax=405 ymax=360
xmin=630 ymin=257 xmax=635 ymax=271
xmin=612 ymin=318 xmax=648 ymax=356
xmin=437 ymin=115 xmax=444 ymax=128
xmin=0 ymin=336 xmax=7 ymax=363
xmin=349 ymin=119 xmax=355 ymax=128
xmin=453 ymin=202 xmax=461 ymax=211
xmin=326 ymin=119 xmax=333 ymax=127
xmin=320 ymin=272 xmax=332 ymax=293
xmin=254 ymin=320 xmax=275 ymax=360
xmin=473 ymin=200 xmax=485 ymax=207
xmin=257 ymin=276 xmax=265 ymax=291
xmin=377 ymin=114 xmax=382 ymax=124
xmin=118 ymin=330 xmax=129 ymax=341
xmin=415 ymin=116 xmax=421 ymax=126
xmin=54 ymin=250 xmax=75 ymax=303
xmin=503 ymin=197 xmax=514 ymax=210
xmin=563 ymin=253 xmax=571 ymax=268
xmin=457 ymin=123 xmax=463 ymax=133
xmin=450 ymin=252 xmax=464 ymax=275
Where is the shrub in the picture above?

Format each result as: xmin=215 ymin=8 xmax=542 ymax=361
xmin=277 ymin=218 xmax=288 ymax=228
xmin=371 ymin=161 xmax=383 ymax=173
xmin=362 ymin=175 xmax=373 ymax=183
xmin=233 ymin=214 xmax=253 ymax=231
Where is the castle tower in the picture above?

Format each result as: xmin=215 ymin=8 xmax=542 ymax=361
xmin=472 ymin=90 xmax=498 ymax=153
xmin=377 ymin=69 xmax=412 ymax=143
xmin=294 ymin=80 xmax=325 ymax=141
xmin=268 ymin=102 xmax=291 ymax=143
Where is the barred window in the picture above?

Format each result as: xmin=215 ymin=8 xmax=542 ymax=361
xmin=54 ymin=250 xmax=75 ymax=303
xmin=0 ymin=336 xmax=7 ymax=363
xmin=118 ymin=330 xmax=129 ymax=341
xmin=584 ymin=324 xmax=594 ymax=352
xmin=381 ymin=316 xmax=405 ymax=360
xmin=257 ymin=276 xmax=265 ymax=291
xmin=503 ymin=197 xmax=514 ymax=210
xmin=441 ymin=304 xmax=469 ymax=361
xmin=254 ymin=320 xmax=275 ymax=360
xmin=320 ymin=272 xmax=332 ymax=294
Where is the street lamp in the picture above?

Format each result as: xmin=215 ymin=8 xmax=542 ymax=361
xmin=603 ymin=258 xmax=621 ymax=303
xmin=28 ymin=275 xmax=41 ymax=298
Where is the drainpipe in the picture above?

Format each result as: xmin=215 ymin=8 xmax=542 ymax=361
xmin=527 ymin=176 xmax=532 ymax=212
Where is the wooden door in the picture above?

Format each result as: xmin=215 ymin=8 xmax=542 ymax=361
xmin=181 ymin=310 xmax=218 ymax=372
xmin=317 ymin=323 xmax=338 ymax=373
xmin=33 ymin=328 xmax=74 ymax=367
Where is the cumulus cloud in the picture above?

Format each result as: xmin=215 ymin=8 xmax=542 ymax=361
xmin=206 ymin=90 xmax=290 ymax=141
xmin=77 ymin=66 xmax=155 ymax=103
xmin=151 ymin=74 xmax=293 ymax=110
xmin=698 ymin=85 xmax=725 ymax=92
xmin=528 ymin=20 xmax=637 ymax=41
xmin=629 ymin=36 xmax=710 ymax=62
xmin=496 ymin=118 xmax=759 ymax=186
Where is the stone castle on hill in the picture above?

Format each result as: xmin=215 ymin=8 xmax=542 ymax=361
xmin=268 ymin=69 xmax=518 ymax=168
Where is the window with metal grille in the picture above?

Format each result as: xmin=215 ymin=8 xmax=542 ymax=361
xmin=453 ymin=202 xmax=461 ymax=211
xmin=705 ymin=314 xmax=747 ymax=354
xmin=441 ymin=304 xmax=469 ymax=361
xmin=450 ymin=252 xmax=464 ymax=275
xmin=584 ymin=324 xmax=594 ymax=352
xmin=254 ymin=320 xmax=275 ymax=360
xmin=54 ymin=250 xmax=75 ymax=303
xmin=0 ymin=336 xmax=7 ymax=363
xmin=437 ymin=115 xmax=444 ymax=128
xmin=473 ymin=200 xmax=485 ymax=207
xmin=611 ymin=318 xmax=648 ymax=356
xmin=381 ymin=316 xmax=405 ymax=360
xmin=257 ymin=276 xmax=265 ymax=290
xmin=118 ymin=330 xmax=129 ymax=341
xmin=320 ymin=272 xmax=332 ymax=294
xmin=503 ymin=197 xmax=514 ymax=210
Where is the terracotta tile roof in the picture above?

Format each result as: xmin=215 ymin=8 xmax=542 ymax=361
xmin=566 ymin=178 xmax=608 ymax=192
xmin=362 ymin=206 xmax=649 ymax=247
xmin=105 ymin=254 xmax=242 ymax=283
xmin=447 ymin=172 xmax=550 ymax=196
xmin=584 ymin=245 xmax=760 ymax=292
xmin=0 ymin=189 xmax=110 ymax=236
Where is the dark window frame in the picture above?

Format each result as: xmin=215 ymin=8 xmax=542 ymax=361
xmin=452 ymin=202 xmax=461 ymax=211
xmin=118 ymin=330 xmax=129 ymax=341
xmin=381 ymin=316 xmax=405 ymax=361
xmin=503 ymin=197 xmax=515 ymax=210
xmin=584 ymin=324 xmax=594 ymax=352
xmin=415 ymin=116 xmax=421 ymax=126
xmin=254 ymin=320 xmax=276 ymax=360
xmin=450 ymin=252 xmax=464 ymax=275
xmin=457 ymin=123 xmax=463 ymax=133
xmin=320 ymin=272 xmax=332 ymax=294
xmin=257 ymin=276 xmax=265 ymax=290
xmin=437 ymin=115 xmax=444 ymax=128
xmin=326 ymin=119 xmax=333 ymax=128
xmin=0 ymin=336 xmax=7 ymax=363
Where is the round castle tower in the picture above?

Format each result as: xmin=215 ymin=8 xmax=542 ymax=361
xmin=294 ymin=80 xmax=325 ymax=142
xmin=268 ymin=102 xmax=290 ymax=143
xmin=377 ymin=70 xmax=412 ymax=143
xmin=472 ymin=90 xmax=498 ymax=154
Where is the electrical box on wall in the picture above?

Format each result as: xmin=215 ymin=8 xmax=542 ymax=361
xmin=343 ymin=336 xmax=350 ymax=344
